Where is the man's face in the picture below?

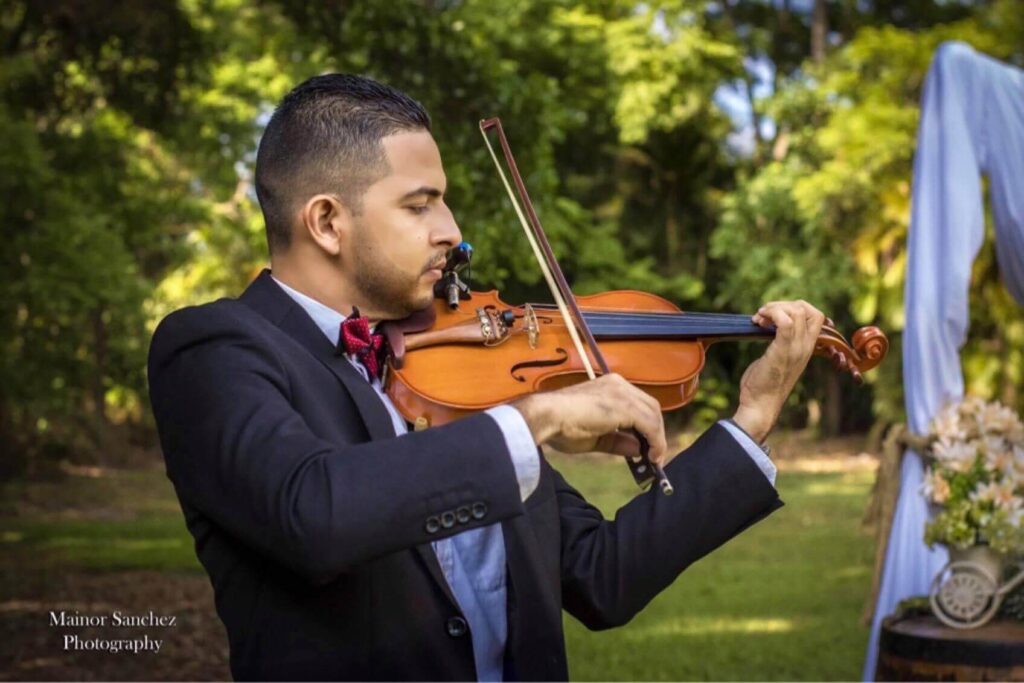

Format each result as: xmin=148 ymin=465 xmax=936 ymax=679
xmin=346 ymin=130 xmax=461 ymax=319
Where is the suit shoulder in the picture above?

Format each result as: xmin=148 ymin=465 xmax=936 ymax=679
xmin=152 ymin=297 xmax=252 ymax=342
xmin=148 ymin=298 xmax=272 ymax=371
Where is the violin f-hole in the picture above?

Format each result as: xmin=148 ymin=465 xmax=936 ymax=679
xmin=510 ymin=348 xmax=569 ymax=382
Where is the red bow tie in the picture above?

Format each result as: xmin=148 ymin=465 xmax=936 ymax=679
xmin=337 ymin=307 xmax=387 ymax=381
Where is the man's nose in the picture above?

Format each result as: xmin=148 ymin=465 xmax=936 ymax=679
xmin=432 ymin=204 xmax=462 ymax=248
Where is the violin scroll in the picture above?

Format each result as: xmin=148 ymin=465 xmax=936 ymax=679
xmin=816 ymin=325 xmax=889 ymax=385
xmin=852 ymin=326 xmax=889 ymax=366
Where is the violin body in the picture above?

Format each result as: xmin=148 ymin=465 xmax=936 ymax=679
xmin=386 ymin=290 xmax=705 ymax=426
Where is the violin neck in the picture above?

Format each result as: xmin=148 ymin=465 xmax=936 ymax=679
xmin=541 ymin=308 xmax=775 ymax=340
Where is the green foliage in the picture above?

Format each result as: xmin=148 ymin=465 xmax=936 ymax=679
xmin=2 ymin=0 xmax=1023 ymax=473
xmin=710 ymin=1 xmax=1024 ymax=431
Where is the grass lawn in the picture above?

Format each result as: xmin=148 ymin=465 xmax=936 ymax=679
xmin=551 ymin=449 xmax=875 ymax=681
xmin=0 ymin=467 xmax=201 ymax=573
xmin=0 ymin=435 xmax=877 ymax=681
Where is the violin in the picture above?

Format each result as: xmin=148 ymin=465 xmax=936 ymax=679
xmin=384 ymin=288 xmax=887 ymax=420
xmin=380 ymin=119 xmax=888 ymax=496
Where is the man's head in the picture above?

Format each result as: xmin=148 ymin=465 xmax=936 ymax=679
xmin=255 ymin=74 xmax=461 ymax=319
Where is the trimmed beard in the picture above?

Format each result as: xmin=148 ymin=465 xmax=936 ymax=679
xmin=349 ymin=216 xmax=433 ymax=320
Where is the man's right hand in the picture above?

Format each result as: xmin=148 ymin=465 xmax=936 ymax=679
xmin=510 ymin=373 xmax=668 ymax=467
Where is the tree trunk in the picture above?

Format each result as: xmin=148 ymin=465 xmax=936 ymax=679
xmin=744 ymin=77 xmax=765 ymax=162
xmin=92 ymin=307 xmax=110 ymax=465
xmin=823 ymin=368 xmax=842 ymax=436
xmin=665 ymin=180 xmax=679 ymax=270
xmin=811 ymin=0 xmax=828 ymax=64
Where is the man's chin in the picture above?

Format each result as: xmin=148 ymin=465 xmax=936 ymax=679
xmin=411 ymin=288 xmax=435 ymax=312
xmin=383 ymin=290 xmax=434 ymax=320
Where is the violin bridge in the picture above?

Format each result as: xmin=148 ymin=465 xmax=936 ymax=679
xmin=523 ymin=303 xmax=539 ymax=349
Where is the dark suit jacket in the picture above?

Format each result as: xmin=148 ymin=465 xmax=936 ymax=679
xmin=147 ymin=269 xmax=783 ymax=681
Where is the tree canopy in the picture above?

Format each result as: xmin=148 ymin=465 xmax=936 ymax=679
xmin=2 ymin=0 xmax=1021 ymax=476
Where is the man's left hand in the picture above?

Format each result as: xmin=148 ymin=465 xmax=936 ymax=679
xmin=732 ymin=300 xmax=826 ymax=443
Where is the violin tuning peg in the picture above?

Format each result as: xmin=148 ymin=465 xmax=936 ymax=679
xmin=850 ymin=368 xmax=864 ymax=385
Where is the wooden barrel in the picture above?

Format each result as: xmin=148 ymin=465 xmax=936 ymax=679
xmin=877 ymin=613 xmax=1024 ymax=681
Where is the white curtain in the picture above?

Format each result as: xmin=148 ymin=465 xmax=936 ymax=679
xmin=863 ymin=41 xmax=1024 ymax=680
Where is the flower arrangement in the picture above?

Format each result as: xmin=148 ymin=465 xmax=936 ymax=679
xmin=920 ymin=396 xmax=1024 ymax=555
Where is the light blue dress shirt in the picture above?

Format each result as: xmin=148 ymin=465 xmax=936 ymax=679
xmin=272 ymin=275 xmax=774 ymax=681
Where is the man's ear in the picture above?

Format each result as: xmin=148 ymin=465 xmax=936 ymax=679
xmin=299 ymin=194 xmax=352 ymax=257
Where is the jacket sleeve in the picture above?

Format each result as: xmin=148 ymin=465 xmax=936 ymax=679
xmin=147 ymin=306 xmax=525 ymax=585
xmin=556 ymin=423 xmax=783 ymax=630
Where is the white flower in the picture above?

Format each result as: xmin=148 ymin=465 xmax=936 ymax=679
xmin=972 ymin=481 xmax=1021 ymax=512
xmin=979 ymin=400 xmax=1024 ymax=436
xmin=983 ymin=438 xmax=1015 ymax=477
xmin=921 ymin=469 xmax=951 ymax=504
xmin=1000 ymin=496 xmax=1023 ymax=515
xmin=959 ymin=395 xmax=986 ymax=417
xmin=1006 ymin=445 xmax=1024 ymax=482
xmin=931 ymin=404 xmax=967 ymax=441
xmin=1008 ymin=421 xmax=1024 ymax=443
xmin=932 ymin=438 xmax=978 ymax=472
xmin=981 ymin=435 xmax=1008 ymax=455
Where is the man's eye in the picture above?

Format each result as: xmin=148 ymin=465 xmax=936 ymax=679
xmin=407 ymin=205 xmax=429 ymax=215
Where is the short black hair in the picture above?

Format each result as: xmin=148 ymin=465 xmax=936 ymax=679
xmin=254 ymin=74 xmax=431 ymax=253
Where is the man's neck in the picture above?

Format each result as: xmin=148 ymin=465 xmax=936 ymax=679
xmin=270 ymin=258 xmax=369 ymax=321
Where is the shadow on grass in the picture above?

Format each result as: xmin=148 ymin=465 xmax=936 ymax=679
xmin=1 ymin=516 xmax=201 ymax=573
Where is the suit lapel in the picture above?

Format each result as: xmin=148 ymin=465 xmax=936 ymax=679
xmin=239 ymin=270 xmax=460 ymax=608
xmin=239 ymin=269 xmax=395 ymax=441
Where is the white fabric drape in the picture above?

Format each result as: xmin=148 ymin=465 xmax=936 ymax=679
xmin=863 ymin=41 xmax=1024 ymax=680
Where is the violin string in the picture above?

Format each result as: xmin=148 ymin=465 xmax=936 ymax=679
xmin=584 ymin=313 xmax=763 ymax=325
xmin=529 ymin=304 xmax=762 ymax=323
xmin=522 ymin=317 xmax=850 ymax=348
xmin=526 ymin=304 xmax=846 ymax=339
xmin=588 ymin=327 xmax=770 ymax=336
xmin=587 ymin=322 xmax=766 ymax=330
xmin=570 ymin=320 xmax=766 ymax=333
xmin=529 ymin=302 xmax=830 ymax=325
xmin=530 ymin=306 xmax=769 ymax=330
xmin=582 ymin=316 xmax=845 ymax=338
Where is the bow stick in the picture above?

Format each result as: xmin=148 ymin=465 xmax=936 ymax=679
xmin=480 ymin=117 xmax=674 ymax=496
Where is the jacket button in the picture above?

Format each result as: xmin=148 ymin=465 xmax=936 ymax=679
xmin=440 ymin=510 xmax=456 ymax=529
xmin=446 ymin=616 xmax=468 ymax=638
xmin=425 ymin=516 xmax=440 ymax=534
xmin=471 ymin=502 xmax=487 ymax=520
xmin=455 ymin=506 xmax=471 ymax=524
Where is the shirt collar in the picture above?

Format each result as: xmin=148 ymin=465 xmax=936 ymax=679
xmin=271 ymin=275 xmax=348 ymax=347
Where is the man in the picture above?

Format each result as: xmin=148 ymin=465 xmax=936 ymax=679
xmin=148 ymin=73 xmax=826 ymax=681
